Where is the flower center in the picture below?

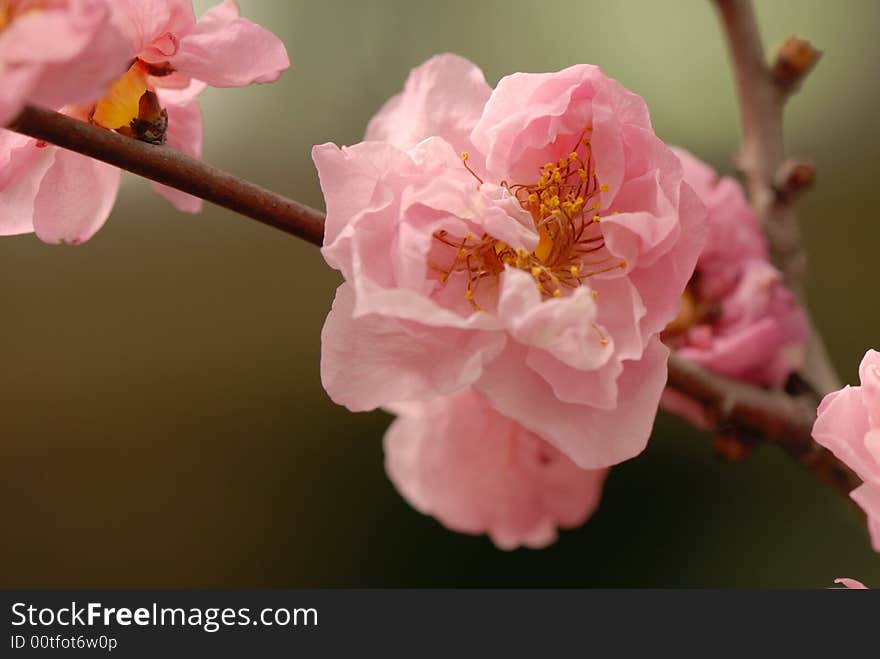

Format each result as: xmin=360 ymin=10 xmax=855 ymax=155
xmin=433 ymin=128 xmax=625 ymax=311
xmin=90 ymin=60 xmax=170 ymax=144
xmin=661 ymin=281 xmax=720 ymax=344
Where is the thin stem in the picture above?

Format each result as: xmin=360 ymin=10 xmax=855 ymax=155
xmin=713 ymin=0 xmax=840 ymax=395
xmin=8 ymin=105 xmax=325 ymax=246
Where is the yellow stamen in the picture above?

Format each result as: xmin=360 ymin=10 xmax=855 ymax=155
xmin=437 ymin=125 xmax=616 ymax=307
xmin=535 ymin=226 xmax=553 ymax=262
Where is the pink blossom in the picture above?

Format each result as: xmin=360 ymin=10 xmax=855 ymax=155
xmin=385 ymin=388 xmax=608 ymax=549
xmin=661 ymin=148 xmax=808 ymax=427
xmin=0 ymin=0 xmax=289 ymax=244
xmin=315 ymin=54 xmax=706 ymax=469
xmin=813 ymin=349 xmax=880 ymax=552
xmin=672 ymin=148 xmax=767 ymax=300
xmin=833 ymin=578 xmax=868 ymax=589
xmin=0 ymin=0 xmax=130 ymax=126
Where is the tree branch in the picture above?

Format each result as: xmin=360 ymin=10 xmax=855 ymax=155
xmin=666 ymin=354 xmax=861 ymax=504
xmin=713 ymin=0 xmax=839 ymax=395
xmin=8 ymin=105 xmax=325 ymax=246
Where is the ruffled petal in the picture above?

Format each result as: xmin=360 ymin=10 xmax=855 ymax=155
xmin=321 ymin=284 xmax=506 ymax=412
xmin=365 ymin=53 xmax=491 ymax=169
xmin=476 ymin=336 xmax=670 ymax=469
xmin=384 ymin=388 xmax=608 ymax=549
xmin=813 ymin=386 xmax=876 ymax=482
xmin=110 ymin=0 xmax=196 ymax=59
xmin=169 ymin=0 xmax=290 ymax=87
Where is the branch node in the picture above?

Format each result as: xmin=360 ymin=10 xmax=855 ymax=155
xmin=773 ymin=159 xmax=816 ymax=205
xmin=713 ymin=432 xmax=755 ymax=462
xmin=772 ymin=35 xmax=822 ymax=94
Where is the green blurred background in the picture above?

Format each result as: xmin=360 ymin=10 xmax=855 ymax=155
xmin=2 ymin=0 xmax=879 ymax=587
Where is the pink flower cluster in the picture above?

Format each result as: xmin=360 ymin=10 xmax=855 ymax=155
xmin=314 ymin=54 xmax=707 ymax=547
xmin=661 ymin=148 xmax=808 ymax=427
xmin=813 ymin=349 xmax=880 ymax=551
xmin=1 ymin=0 xmax=289 ymax=243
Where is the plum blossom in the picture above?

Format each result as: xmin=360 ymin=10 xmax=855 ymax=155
xmin=661 ymin=148 xmax=808 ymax=427
xmin=385 ymin=388 xmax=608 ymax=549
xmin=0 ymin=0 xmax=130 ymax=126
xmin=833 ymin=578 xmax=868 ymax=589
xmin=0 ymin=0 xmax=289 ymax=244
xmin=813 ymin=349 xmax=880 ymax=552
xmin=315 ymin=54 xmax=707 ymax=469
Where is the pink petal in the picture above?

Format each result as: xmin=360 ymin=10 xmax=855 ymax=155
xmin=833 ymin=578 xmax=868 ymax=589
xmin=321 ymin=284 xmax=506 ymax=412
xmin=1 ymin=0 xmax=111 ymax=62
xmin=150 ymin=96 xmax=204 ymax=213
xmin=624 ymin=181 xmax=707 ymax=340
xmin=110 ymin=0 xmax=196 ymax=59
xmin=526 ymin=351 xmax=622 ymax=410
xmin=850 ymin=482 xmax=880 ymax=552
xmin=496 ymin=268 xmax=607 ymax=371
xmin=31 ymin=149 xmax=121 ymax=244
xmin=0 ymin=65 xmax=40 ymax=126
xmin=1 ymin=0 xmax=131 ymax=117
xmin=365 ymin=53 xmax=491 ymax=169
xmin=0 ymin=132 xmax=56 ymax=235
xmin=476 ymin=336 xmax=670 ymax=469
xmin=313 ymin=140 xmax=413 ymax=258
xmin=858 ymin=350 xmax=880 ymax=427
xmin=813 ymin=386 xmax=876 ymax=482
xmin=384 ymin=388 xmax=608 ymax=550
xmin=472 ymin=64 xmax=602 ymax=181
xmin=169 ymin=0 xmax=289 ymax=87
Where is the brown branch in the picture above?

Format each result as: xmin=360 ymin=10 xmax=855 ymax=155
xmin=713 ymin=0 xmax=840 ymax=395
xmin=654 ymin=0 xmax=863 ymax=516
xmin=714 ymin=1 xmax=836 ymax=394
xmin=666 ymin=355 xmax=861 ymax=504
xmin=8 ymin=105 xmax=325 ymax=246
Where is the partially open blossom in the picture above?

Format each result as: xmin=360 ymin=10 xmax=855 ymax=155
xmin=315 ymin=54 xmax=706 ymax=469
xmin=833 ymin=578 xmax=868 ymax=589
xmin=813 ymin=350 xmax=880 ymax=552
xmin=385 ymin=388 xmax=608 ymax=549
xmin=0 ymin=0 xmax=289 ymax=244
xmin=0 ymin=0 xmax=130 ymax=126
xmin=661 ymin=148 xmax=808 ymax=427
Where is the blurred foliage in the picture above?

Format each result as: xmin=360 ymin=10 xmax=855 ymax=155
xmin=1 ymin=0 xmax=878 ymax=587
